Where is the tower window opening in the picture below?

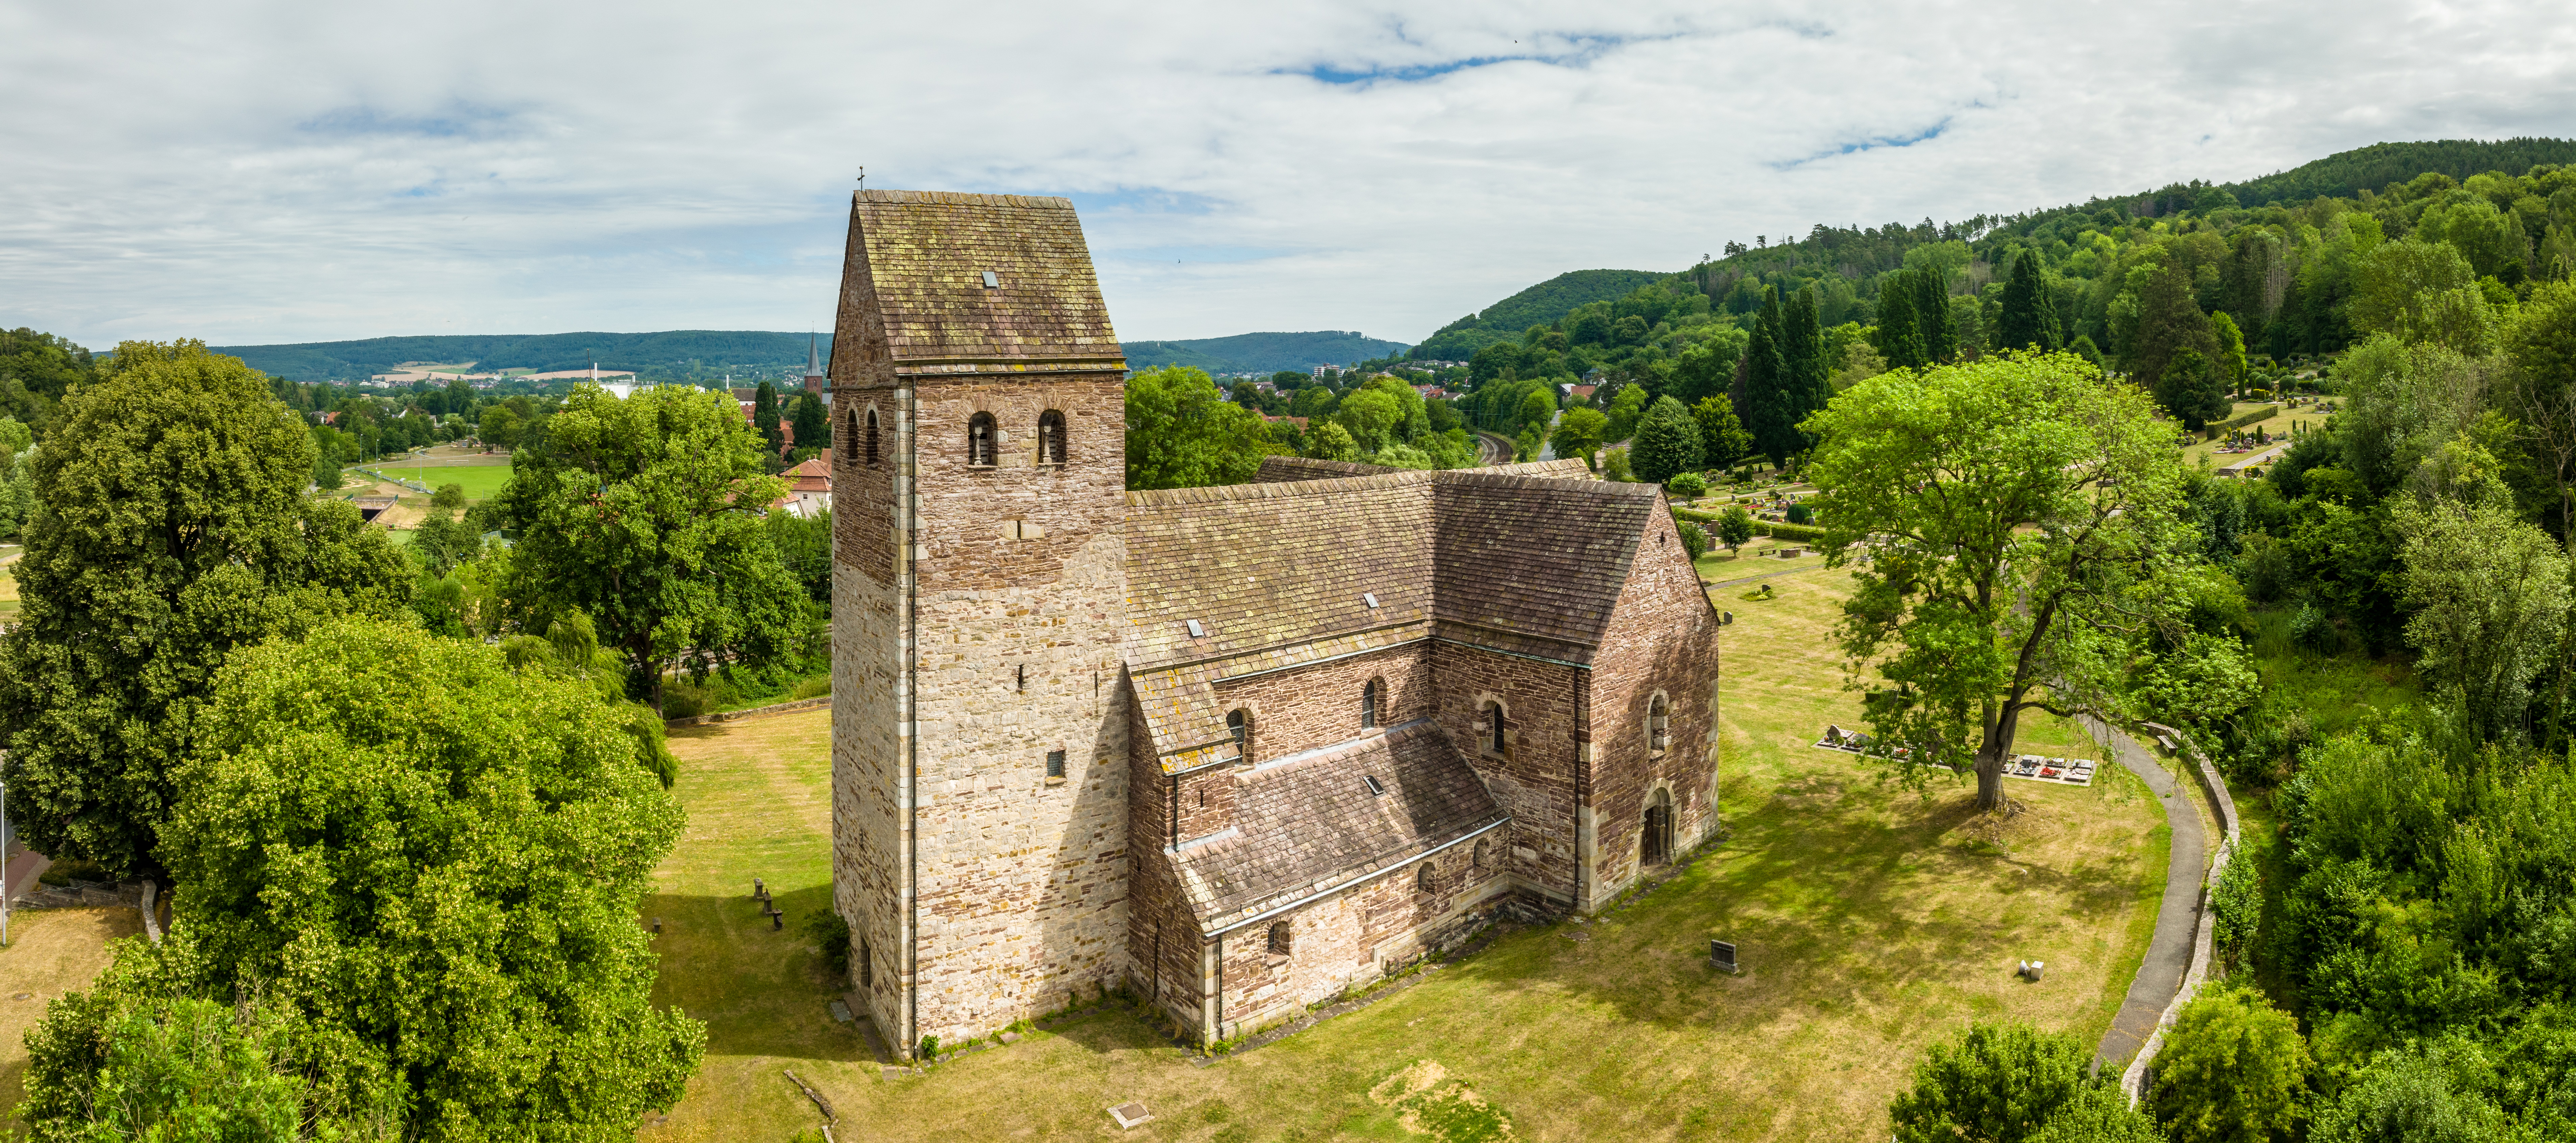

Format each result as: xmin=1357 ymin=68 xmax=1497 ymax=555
xmin=967 ymin=412 xmax=997 ymax=467
xmin=1226 ymin=709 xmax=1249 ymax=763
xmin=1482 ymin=701 xmax=1507 ymax=755
xmin=1038 ymin=409 xmax=1067 ymax=465
xmin=1362 ymin=679 xmax=1381 ymax=729
xmin=1046 ymin=749 xmax=1066 ymax=778
xmin=866 ymin=407 xmax=880 ymax=468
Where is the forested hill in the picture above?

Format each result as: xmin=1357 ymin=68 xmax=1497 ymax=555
xmin=2222 ymin=138 xmax=2576 ymax=206
xmin=1118 ymin=330 xmax=1410 ymax=374
xmin=213 ymin=330 xmax=830 ymax=384
xmin=1412 ymin=269 xmax=1669 ymax=361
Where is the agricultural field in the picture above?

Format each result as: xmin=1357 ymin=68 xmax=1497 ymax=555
xmin=640 ymin=563 xmax=2168 ymax=1142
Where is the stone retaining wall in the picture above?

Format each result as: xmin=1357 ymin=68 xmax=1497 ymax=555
xmin=664 ymin=694 xmax=831 ymax=728
xmin=2120 ymin=721 xmax=2241 ymax=1107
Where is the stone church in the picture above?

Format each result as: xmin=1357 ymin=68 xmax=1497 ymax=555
xmin=827 ymin=190 xmax=1725 ymax=1056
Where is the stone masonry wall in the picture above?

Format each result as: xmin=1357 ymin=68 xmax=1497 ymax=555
xmin=1429 ymin=643 xmax=1584 ymax=906
xmin=1583 ymin=504 xmax=1725 ymax=902
xmin=1125 ymin=700 xmax=1211 ymax=1033
xmin=1178 ymin=643 xmax=1435 ymax=840
xmin=834 ymin=372 xmax=1137 ymax=1053
xmin=1211 ymin=830 xmax=1508 ymax=1039
xmin=833 ymin=384 xmax=909 ymax=1044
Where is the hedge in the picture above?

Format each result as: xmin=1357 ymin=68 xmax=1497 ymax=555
xmin=1671 ymin=505 xmax=1828 ymax=544
xmin=2202 ymin=404 xmax=2280 ymax=439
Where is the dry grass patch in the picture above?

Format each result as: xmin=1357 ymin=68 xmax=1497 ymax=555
xmin=645 ymin=565 xmax=2166 ymax=1142
xmin=0 ymin=908 xmax=147 ymax=1129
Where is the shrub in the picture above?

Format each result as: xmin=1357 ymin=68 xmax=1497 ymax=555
xmin=2210 ymin=852 xmax=2260 ymax=970
xmin=1890 ymin=1021 xmax=2096 ymax=1143
xmin=432 ymin=482 xmax=466 ymax=510
xmin=792 ymin=675 xmax=831 ymax=701
xmin=660 ymin=683 xmax=710 ymax=720
xmin=802 ymin=908 xmax=852 ymax=978
xmin=1677 ymin=522 xmax=1709 ymax=560
xmin=2289 ymin=601 xmax=2341 ymax=655
xmin=2029 ymin=1086 xmax=2165 ymax=1143
xmin=2151 ymin=982 xmax=2309 ymax=1143
xmin=1717 ymin=506 xmax=1757 ymax=552
xmin=1667 ymin=471 xmax=1708 ymax=498
xmin=1785 ymin=501 xmax=1812 ymax=525
xmin=1597 ymin=445 xmax=1634 ymax=483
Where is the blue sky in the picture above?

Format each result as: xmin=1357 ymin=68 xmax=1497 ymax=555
xmin=5 ymin=1 xmax=2572 ymax=349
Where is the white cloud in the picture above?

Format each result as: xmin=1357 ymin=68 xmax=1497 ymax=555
xmin=4 ymin=0 xmax=2571 ymax=349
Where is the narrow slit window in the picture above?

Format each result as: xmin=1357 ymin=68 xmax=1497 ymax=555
xmin=1362 ymin=680 xmax=1381 ymax=728
xmin=866 ymin=407 xmax=880 ymax=468
xmin=1046 ymin=749 xmax=1066 ymax=778
xmin=1483 ymin=702 xmax=1506 ymax=754
xmin=1226 ymin=709 xmax=1249 ymax=763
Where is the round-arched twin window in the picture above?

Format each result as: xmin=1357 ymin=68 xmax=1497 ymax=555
xmin=967 ymin=412 xmax=997 ymax=467
xmin=1038 ymin=409 xmax=1067 ymax=465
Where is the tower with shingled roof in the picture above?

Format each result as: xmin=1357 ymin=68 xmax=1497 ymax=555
xmin=827 ymin=191 xmax=1135 ymax=1056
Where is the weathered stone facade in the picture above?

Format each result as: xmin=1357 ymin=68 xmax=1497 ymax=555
xmin=828 ymin=191 xmax=1724 ymax=1055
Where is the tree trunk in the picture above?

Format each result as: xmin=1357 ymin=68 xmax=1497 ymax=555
xmin=1974 ymin=742 xmax=2007 ymax=811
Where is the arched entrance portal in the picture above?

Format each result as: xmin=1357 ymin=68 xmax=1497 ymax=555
xmin=1643 ymin=788 xmax=1674 ymax=866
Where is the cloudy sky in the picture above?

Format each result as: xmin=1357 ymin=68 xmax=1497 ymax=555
xmin=6 ymin=1 xmax=2572 ymax=351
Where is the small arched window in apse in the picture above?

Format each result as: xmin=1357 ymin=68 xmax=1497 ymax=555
xmin=967 ymin=412 xmax=997 ymax=467
xmin=1267 ymin=921 xmax=1292 ymax=956
xmin=1417 ymin=864 xmax=1436 ymax=893
xmin=1038 ymin=409 xmax=1067 ymax=465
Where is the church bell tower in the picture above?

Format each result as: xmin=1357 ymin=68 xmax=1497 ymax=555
xmin=827 ymin=191 xmax=1133 ymax=1055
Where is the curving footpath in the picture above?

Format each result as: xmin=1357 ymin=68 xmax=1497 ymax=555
xmin=2075 ymin=715 xmax=2230 ymax=1094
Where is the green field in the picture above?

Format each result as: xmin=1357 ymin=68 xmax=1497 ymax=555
xmin=640 ymin=564 xmax=2168 ymax=1141
xmin=352 ymin=461 xmax=515 ymax=503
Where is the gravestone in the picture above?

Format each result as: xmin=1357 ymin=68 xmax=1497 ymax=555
xmin=1109 ymin=1102 xmax=1155 ymax=1129
xmin=1710 ymin=939 xmax=1739 ymax=974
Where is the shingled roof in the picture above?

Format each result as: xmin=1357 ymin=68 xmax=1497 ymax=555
xmin=1121 ymin=463 xmax=1666 ymax=766
xmin=1170 ymin=719 xmax=1506 ymax=933
xmin=835 ymin=191 xmax=1125 ymax=383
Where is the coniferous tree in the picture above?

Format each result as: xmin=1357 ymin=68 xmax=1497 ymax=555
xmin=1917 ymin=267 xmax=1958 ymax=364
xmin=751 ymin=381 xmax=785 ymax=457
xmin=1875 ymin=270 xmax=1926 ymax=372
xmin=1744 ymin=289 xmax=1797 ymax=466
xmin=1996 ymin=251 xmax=2062 ymax=352
xmin=1783 ymin=286 xmax=1823 ymax=403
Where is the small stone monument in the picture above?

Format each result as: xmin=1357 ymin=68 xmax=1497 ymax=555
xmin=753 ymin=877 xmax=766 ymax=900
xmin=2018 ymin=959 xmax=2045 ymax=982
xmin=1108 ymin=1102 xmax=1155 ymax=1129
xmin=1710 ymin=939 xmax=1739 ymax=974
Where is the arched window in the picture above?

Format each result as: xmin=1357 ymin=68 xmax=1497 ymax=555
xmin=1227 ymin=709 xmax=1249 ymax=762
xmin=1649 ymin=693 xmax=1670 ymax=753
xmin=1362 ymin=680 xmax=1381 ymax=729
xmin=1416 ymin=864 xmax=1436 ymax=893
xmin=1481 ymin=700 xmax=1507 ymax=755
xmin=1038 ymin=409 xmax=1067 ymax=465
xmin=1267 ymin=921 xmax=1291 ymax=956
xmin=866 ymin=407 xmax=880 ymax=468
xmin=1643 ymin=788 xmax=1675 ymax=866
xmin=966 ymin=412 xmax=996 ymax=467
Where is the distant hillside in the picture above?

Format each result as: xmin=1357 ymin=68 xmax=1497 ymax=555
xmin=214 ymin=330 xmax=830 ymax=384
xmin=1410 ymin=269 xmax=1670 ymax=362
xmin=1120 ymin=331 xmax=1411 ymax=375
xmin=2222 ymin=138 xmax=2576 ymax=206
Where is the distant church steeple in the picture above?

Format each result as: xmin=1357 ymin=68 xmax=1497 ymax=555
xmin=804 ymin=332 xmax=827 ymax=404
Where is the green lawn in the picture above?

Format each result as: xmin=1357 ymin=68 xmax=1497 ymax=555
xmin=356 ymin=462 xmax=515 ymax=503
xmin=643 ymin=564 xmax=2168 ymax=1141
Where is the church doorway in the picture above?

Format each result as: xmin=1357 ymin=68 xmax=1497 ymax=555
xmin=1642 ymin=789 xmax=1674 ymax=866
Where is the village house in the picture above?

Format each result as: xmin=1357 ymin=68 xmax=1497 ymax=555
xmin=827 ymin=190 xmax=1725 ymax=1058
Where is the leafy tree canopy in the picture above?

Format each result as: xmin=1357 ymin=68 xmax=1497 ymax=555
xmin=0 ymin=340 xmax=410 ymax=877
xmin=1126 ymin=366 xmax=1279 ymax=489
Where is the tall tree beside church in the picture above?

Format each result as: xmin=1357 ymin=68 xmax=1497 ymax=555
xmin=1996 ymin=251 xmax=2061 ymax=351
xmin=1916 ymin=267 xmax=1958 ymax=365
xmin=0 ymin=341 xmax=412 ymax=877
xmin=789 ymin=390 xmax=829 ymax=457
xmin=1744 ymin=289 xmax=1799 ymax=466
xmin=2126 ymin=259 xmax=2217 ymax=386
xmin=1875 ymin=270 xmax=1927 ymax=372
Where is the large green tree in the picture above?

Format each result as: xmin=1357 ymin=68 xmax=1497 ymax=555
xmin=1875 ymin=269 xmax=1929 ymax=372
xmin=1744 ymin=289 xmax=1799 ymax=466
xmin=1629 ymin=395 xmax=1704 ymax=484
xmin=1126 ymin=366 xmax=1277 ymax=488
xmin=1805 ymin=350 xmax=2184 ymax=809
xmin=0 ymin=327 xmax=95 ymax=438
xmin=0 ymin=341 xmax=410 ymax=877
xmin=2124 ymin=257 xmax=2217 ymax=387
xmin=2149 ymin=984 xmax=2311 ymax=1143
xmin=1916 ymin=268 xmax=1958 ymax=365
xmin=2351 ymin=237 xmax=2497 ymax=354
xmin=1889 ymin=1022 xmax=2100 ymax=1143
xmin=22 ymin=617 xmax=703 ymax=1141
xmin=495 ymin=382 xmax=806 ymax=704
xmin=2397 ymin=499 xmax=2571 ymax=741
xmin=750 ymin=380 xmax=784 ymax=459
xmin=2157 ymin=349 xmax=2233 ymax=431
xmin=1692 ymin=396 xmax=1754 ymax=471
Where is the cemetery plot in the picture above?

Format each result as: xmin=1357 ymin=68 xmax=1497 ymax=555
xmin=1813 ymin=725 xmax=2094 ymax=786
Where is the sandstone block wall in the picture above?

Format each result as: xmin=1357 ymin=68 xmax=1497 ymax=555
xmin=1583 ymin=505 xmax=1726 ymax=902
xmin=1430 ymin=643 xmax=1584 ymax=905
